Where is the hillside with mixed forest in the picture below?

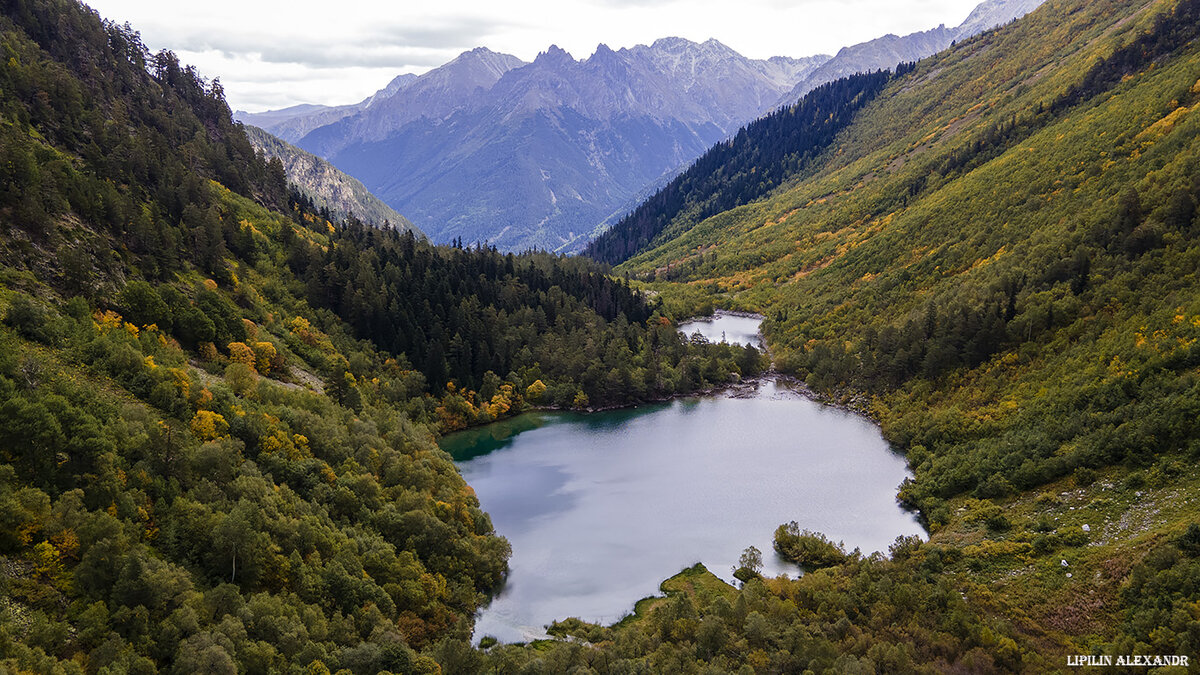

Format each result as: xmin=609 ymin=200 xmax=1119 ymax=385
xmin=584 ymin=67 xmax=906 ymax=265
xmin=607 ymin=0 xmax=1200 ymax=513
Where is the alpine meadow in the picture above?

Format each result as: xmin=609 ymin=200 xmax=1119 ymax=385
xmin=1 ymin=0 xmax=1200 ymax=673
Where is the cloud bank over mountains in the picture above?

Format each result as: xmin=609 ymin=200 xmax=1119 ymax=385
xmin=85 ymin=0 xmax=985 ymax=111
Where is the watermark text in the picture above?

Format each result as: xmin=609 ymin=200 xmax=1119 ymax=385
xmin=1067 ymin=654 xmax=1189 ymax=668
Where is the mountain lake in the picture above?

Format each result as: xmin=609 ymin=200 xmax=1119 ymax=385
xmin=441 ymin=313 xmax=924 ymax=642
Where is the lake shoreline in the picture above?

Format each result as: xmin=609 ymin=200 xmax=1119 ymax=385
xmin=680 ymin=308 xmax=766 ymax=322
xmin=546 ymin=371 xmax=776 ymax=415
xmin=444 ymin=309 xmax=876 ymax=432
xmin=437 ymin=374 xmax=775 ymax=440
xmin=449 ymin=367 xmax=926 ymax=644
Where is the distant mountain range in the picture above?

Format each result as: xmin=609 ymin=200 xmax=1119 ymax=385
xmin=243 ymin=125 xmax=419 ymax=234
xmin=240 ymin=39 xmax=827 ymax=251
xmin=236 ymin=0 xmax=1044 ymax=252
xmin=240 ymin=74 xmax=418 ymax=143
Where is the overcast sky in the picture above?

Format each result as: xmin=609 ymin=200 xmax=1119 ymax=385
xmin=84 ymin=0 xmax=983 ymax=113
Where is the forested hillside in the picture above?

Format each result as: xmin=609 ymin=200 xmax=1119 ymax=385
xmin=584 ymin=67 xmax=905 ymax=265
xmin=0 ymin=1 xmax=763 ymax=672
xmin=474 ymin=0 xmax=1200 ymax=671
xmin=618 ymin=0 xmax=1200 ymax=513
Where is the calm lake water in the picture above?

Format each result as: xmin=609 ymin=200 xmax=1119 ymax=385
xmin=677 ymin=310 xmax=765 ymax=348
xmin=443 ymin=362 xmax=924 ymax=642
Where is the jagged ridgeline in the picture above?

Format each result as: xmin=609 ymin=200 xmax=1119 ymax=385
xmin=0 ymin=0 xmax=765 ymax=672
xmin=583 ymin=66 xmax=909 ymax=266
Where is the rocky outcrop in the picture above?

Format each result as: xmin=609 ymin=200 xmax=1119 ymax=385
xmin=243 ymin=125 xmax=419 ymax=234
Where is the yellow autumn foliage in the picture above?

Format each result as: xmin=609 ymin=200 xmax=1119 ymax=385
xmin=486 ymin=384 xmax=517 ymax=418
xmin=190 ymin=410 xmax=229 ymax=441
xmin=94 ymin=309 xmax=123 ymax=331
xmin=525 ymin=379 xmax=547 ymax=403
xmin=253 ymin=341 xmax=278 ymax=375
xmin=50 ymin=529 xmax=79 ymax=561
xmin=287 ymin=315 xmax=335 ymax=352
xmin=31 ymin=541 xmax=64 ymax=582
xmin=199 ymin=342 xmax=218 ymax=361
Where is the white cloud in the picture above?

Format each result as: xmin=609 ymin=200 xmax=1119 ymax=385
xmin=84 ymin=0 xmax=981 ymax=112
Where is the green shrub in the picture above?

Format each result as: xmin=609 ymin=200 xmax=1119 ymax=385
xmin=774 ymin=522 xmax=847 ymax=568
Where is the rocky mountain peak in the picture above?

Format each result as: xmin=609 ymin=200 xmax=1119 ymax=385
xmin=535 ymin=44 xmax=575 ymax=65
xmin=955 ymin=0 xmax=1045 ymax=39
xmin=361 ymin=73 xmax=417 ymax=108
xmin=585 ymin=43 xmax=627 ymax=72
xmin=650 ymin=36 xmax=695 ymax=51
xmin=699 ymin=38 xmax=739 ymax=57
xmin=445 ymin=46 xmax=526 ymax=77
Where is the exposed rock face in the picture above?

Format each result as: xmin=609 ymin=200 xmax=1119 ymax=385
xmin=954 ymin=0 xmax=1046 ymax=38
xmin=243 ymin=125 xmax=419 ymax=234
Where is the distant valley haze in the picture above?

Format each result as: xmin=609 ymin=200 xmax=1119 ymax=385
xmin=86 ymin=0 xmax=1044 ymax=251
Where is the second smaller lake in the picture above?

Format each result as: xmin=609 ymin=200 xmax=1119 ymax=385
xmin=677 ymin=311 xmax=765 ymax=348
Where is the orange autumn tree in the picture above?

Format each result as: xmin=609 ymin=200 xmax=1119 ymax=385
xmin=227 ymin=341 xmax=257 ymax=371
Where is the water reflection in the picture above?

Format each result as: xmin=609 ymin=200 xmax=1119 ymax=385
xmin=442 ymin=413 xmax=553 ymax=461
xmin=677 ymin=310 xmax=765 ymax=348
xmin=460 ymin=457 xmax=577 ymax=537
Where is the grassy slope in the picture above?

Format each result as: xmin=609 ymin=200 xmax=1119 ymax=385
xmin=624 ymin=0 xmax=1174 ymax=280
xmin=625 ymin=0 xmax=1200 ymax=490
